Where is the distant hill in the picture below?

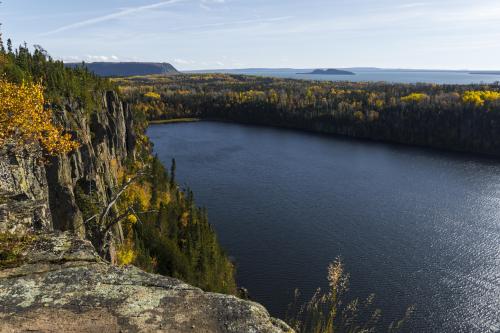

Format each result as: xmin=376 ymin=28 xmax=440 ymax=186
xmin=65 ymin=62 xmax=178 ymax=77
xmin=302 ymin=69 xmax=355 ymax=75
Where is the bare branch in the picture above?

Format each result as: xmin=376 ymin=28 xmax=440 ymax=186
xmin=101 ymin=208 xmax=132 ymax=239
xmin=84 ymin=214 xmax=98 ymax=225
xmin=97 ymin=170 xmax=146 ymax=227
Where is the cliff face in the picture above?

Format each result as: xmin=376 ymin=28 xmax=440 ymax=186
xmin=0 ymin=145 xmax=52 ymax=235
xmin=45 ymin=91 xmax=136 ymax=236
xmin=0 ymin=91 xmax=135 ymax=238
xmin=0 ymin=91 xmax=292 ymax=332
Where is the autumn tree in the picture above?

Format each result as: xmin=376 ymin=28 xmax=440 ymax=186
xmin=0 ymin=78 xmax=79 ymax=155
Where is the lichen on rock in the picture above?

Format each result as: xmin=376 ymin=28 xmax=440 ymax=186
xmin=0 ymin=233 xmax=293 ymax=332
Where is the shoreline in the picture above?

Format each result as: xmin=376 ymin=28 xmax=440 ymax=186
xmin=148 ymin=118 xmax=201 ymax=124
xmin=149 ymin=117 xmax=500 ymax=160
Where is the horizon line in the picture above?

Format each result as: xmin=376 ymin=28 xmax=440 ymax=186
xmin=61 ymin=62 xmax=500 ymax=72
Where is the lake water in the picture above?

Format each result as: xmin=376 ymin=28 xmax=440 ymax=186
xmin=189 ymin=68 xmax=500 ymax=84
xmin=148 ymin=122 xmax=500 ymax=332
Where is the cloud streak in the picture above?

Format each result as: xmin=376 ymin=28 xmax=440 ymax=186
xmin=40 ymin=0 xmax=186 ymax=36
xmin=167 ymin=16 xmax=293 ymax=33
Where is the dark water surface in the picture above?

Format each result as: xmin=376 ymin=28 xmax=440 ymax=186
xmin=148 ymin=122 xmax=500 ymax=332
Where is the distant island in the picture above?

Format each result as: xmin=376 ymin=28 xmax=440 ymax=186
xmin=301 ymin=69 xmax=355 ymax=75
xmin=469 ymin=71 xmax=500 ymax=75
xmin=64 ymin=62 xmax=178 ymax=77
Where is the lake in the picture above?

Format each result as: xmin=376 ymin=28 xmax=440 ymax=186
xmin=189 ymin=68 xmax=500 ymax=84
xmin=148 ymin=121 xmax=500 ymax=332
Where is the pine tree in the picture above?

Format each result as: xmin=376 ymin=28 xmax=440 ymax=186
xmin=170 ymin=158 xmax=176 ymax=188
xmin=0 ymin=24 xmax=5 ymax=53
xmin=6 ymin=38 xmax=12 ymax=54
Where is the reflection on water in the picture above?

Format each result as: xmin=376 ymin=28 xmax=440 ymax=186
xmin=148 ymin=121 xmax=500 ymax=332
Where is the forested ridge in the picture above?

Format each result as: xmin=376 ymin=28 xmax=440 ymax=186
xmin=0 ymin=37 xmax=236 ymax=294
xmin=116 ymin=74 xmax=500 ymax=156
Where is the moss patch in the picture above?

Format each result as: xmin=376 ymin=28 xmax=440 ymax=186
xmin=0 ymin=233 xmax=37 ymax=269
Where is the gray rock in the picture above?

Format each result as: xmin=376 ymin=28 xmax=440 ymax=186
xmin=0 ymin=146 xmax=52 ymax=235
xmin=0 ymin=233 xmax=293 ymax=333
xmin=45 ymin=92 xmax=134 ymax=238
xmin=0 ymin=91 xmax=135 ymax=241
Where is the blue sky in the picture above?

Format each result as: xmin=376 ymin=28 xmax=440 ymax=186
xmin=1 ymin=0 xmax=500 ymax=70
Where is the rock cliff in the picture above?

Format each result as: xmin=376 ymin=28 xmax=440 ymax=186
xmin=0 ymin=91 xmax=135 ymax=238
xmin=0 ymin=145 xmax=51 ymax=235
xmin=0 ymin=91 xmax=292 ymax=332
xmin=45 ymin=91 xmax=136 ymax=236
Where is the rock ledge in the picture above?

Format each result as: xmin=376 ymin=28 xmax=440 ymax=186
xmin=0 ymin=233 xmax=292 ymax=333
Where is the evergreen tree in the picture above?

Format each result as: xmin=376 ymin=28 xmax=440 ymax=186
xmin=0 ymin=25 xmax=5 ymax=53
xmin=6 ymin=38 xmax=12 ymax=54
xmin=170 ymin=158 xmax=176 ymax=188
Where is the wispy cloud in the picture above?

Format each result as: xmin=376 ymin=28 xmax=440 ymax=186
xmin=40 ymin=0 xmax=186 ymax=36
xmin=173 ymin=58 xmax=196 ymax=65
xmin=60 ymin=55 xmax=122 ymax=62
xmin=168 ymin=16 xmax=293 ymax=33
xmin=397 ymin=2 xmax=428 ymax=9
xmin=436 ymin=3 xmax=500 ymax=22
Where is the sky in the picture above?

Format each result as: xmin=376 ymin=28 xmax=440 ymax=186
xmin=1 ymin=0 xmax=500 ymax=70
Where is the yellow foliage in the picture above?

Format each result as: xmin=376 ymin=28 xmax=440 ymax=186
xmin=151 ymin=190 xmax=171 ymax=209
xmin=120 ymin=182 xmax=151 ymax=210
xmin=110 ymin=158 xmax=120 ymax=175
xmin=181 ymin=211 xmax=189 ymax=227
xmin=0 ymin=78 xmax=80 ymax=155
xmin=238 ymin=90 xmax=266 ymax=102
xmin=144 ymin=91 xmax=161 ymax=99
xmin=482 ymin=91 xmax=500 ymax=101
xmin=462 ymin=90 xmax=500 ymax=106
xmin=127 ymin=214 xmax=138 ymax=224
xmin=401 ymin=93 xmax=428 ymax=103
xmin=330 ymin=89 xmax=347 ymax=96
xmin=267 ymin=89 xmax=279 ymax=104
xmin=374 ymin=99 xmax=384 ymax=109
xmin=307 ymin=85 xmax=325 ymax=94
xmin=353 ymin=111 xmax=365 ymax=121
xmin=116 ymin=242 xmax=136 ymax=266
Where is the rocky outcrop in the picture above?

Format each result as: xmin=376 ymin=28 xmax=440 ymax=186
xmin=45 ymin=92 xmax=136 ymax=237
xmin=0 ymin=91 xmax=136 ymax=242
xmin=0 ymin=146 xmax=52 ymax=235
xmin=0 ymin=233 xmax=292 ymax=333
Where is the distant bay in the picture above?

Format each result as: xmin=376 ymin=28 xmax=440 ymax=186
xmin=187 ymin=68 xmax=500 ymax=84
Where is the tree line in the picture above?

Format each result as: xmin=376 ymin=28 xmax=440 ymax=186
xmin=117 ymin=73 xmax=500 ymax=156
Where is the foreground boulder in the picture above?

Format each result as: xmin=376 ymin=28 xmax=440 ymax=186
xmin=0 ymin=233 xmax=292 ymax=333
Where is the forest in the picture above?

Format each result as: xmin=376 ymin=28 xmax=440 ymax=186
xmin=115 ymin=73 xmax=500 ymax=156
xmin=0 ymin=38 xmax=236 ymax=294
